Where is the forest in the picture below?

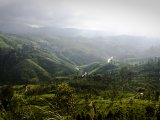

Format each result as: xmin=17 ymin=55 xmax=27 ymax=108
xmin=1 ymin=33 xmax=160 ymax=119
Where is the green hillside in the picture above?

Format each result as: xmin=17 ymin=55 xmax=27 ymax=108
xmin=93 ymin=63 xmax=118 ymax=74
xmin=80 ymin=62 xmax=103 ymax=73
xmin=0 ymin=34 xmax=77 ymax=83
xmin=7 ymin=59 xmax=51 ymax=84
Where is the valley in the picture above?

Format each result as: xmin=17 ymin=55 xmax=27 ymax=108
xmin=1 ymin=33 xmax=160 ymax=120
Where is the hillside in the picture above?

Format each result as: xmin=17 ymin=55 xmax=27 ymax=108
xmin=0 ymin=34 xmax=77 ymax=83
xmin=1 ymin=32 xmax=160 ymax=84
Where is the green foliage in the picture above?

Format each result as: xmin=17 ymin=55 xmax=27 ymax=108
xmin=86 ymin=113 xmax=92 ymax=120
xmin=2 ymin=33 xmax=160 ymax=120
xmin=62 ymin=49 xmax=100 ymax=65
xmin=55 ymin=83 xmax=76 ymax=115
xmin=105 ymin=111 xmax=114 ymax=120
xmin=0 ymin=34 xmax=76 ymax=84
xmin=93 ymin=63 xmax=117 ymax=74
xmin=156 ymin=105 xmax=160 ymax=120
xmin=9 ymin=59 xmax=51 ymax=84
xmin=145 ymin=105 xmax=155 ymax=119
xmin=76 ymin=113 xmax=82 ymax=120
xmin=0 ymin=85 xmax=14 ymax=110
xmin=81 ymin=62 xmax=102 ymax=74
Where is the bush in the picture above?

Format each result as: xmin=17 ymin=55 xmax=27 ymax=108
xmin=145 ymin=105 xmax=155 ymax=119
xmin=0 ymin=85 xmax=14 ymax=110
xmin=55 ymin=83 xmax=76 ymax=115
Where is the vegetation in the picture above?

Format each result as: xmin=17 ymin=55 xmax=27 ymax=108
xmin=1 ymin=33 xmax=160 ymax=119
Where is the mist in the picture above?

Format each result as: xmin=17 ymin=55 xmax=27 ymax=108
xmin=0 ymin=0 xmax=160 ymax=37
xmin=0 ymin=0 xmax=160 ymax=60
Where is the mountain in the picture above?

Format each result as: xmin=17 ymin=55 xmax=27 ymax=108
xmin=1 ymin=26 xmax=160 ymax=84
xmin=0 ymin=34 xmax=77 ymax=84
xmin=1 ymin=24 xmax=160 ymax=60
xmin=144 ymin=45 xmax=160 ymax=57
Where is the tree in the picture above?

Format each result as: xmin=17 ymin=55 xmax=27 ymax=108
xmin=156 ymin=106 xmax=160 ymax=120
xmin=0 ymin=85 xmax=14 ymax=110
xmin=155 ymin=91 xmax=159 ymax=101
xmin=97 ymin=113 xmax=103 ymax=120
xmin=86 ymin=113 xmax=92 ymax=120
xmin=55 ymin=83 xmax=76 ymax=115
xmin=76 ymin=113 xmax=81 ymax=120
xmin=114 ymin=107 xmax=123 ymax=120
xmin=81 ymin=112 xmax=86 ymax=120
xmin=105 ymin=111 xmax=114 ymax=120
xmin=145 ymin=105 xmax=155 ymax=120
xmin=119 ymin=67 xmax=134 ymax=91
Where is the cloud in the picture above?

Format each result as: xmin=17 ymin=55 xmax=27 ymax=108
xmin=0 ymin=0 xmax=71 ymax=26
xmin=26 ymin=24 xmax=43 ymax=28
xmin=0 ymin=0 xmax=160 ymax=37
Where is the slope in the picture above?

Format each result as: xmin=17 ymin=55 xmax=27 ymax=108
xmin=0 ymin=34 xmax=76 ymax=83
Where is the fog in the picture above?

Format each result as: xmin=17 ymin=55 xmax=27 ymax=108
xmin=0 ymin=0 xmax=160 ymax=37
xmin=0 ymin=0 xmax=160 ymax=59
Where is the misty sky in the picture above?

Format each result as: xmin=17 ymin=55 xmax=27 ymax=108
xmin=0 ymin=0 xmax=160 ymax=37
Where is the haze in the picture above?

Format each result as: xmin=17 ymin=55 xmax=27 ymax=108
xmin=0 ymin=0 xmax=160 ymax=38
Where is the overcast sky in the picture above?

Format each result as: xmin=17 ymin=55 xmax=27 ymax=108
xmin=0 ymin=0 xmax=160 ymax=37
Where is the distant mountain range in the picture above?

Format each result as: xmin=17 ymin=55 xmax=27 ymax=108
xmin=0 ymin=26 xmax=160 ymax=83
